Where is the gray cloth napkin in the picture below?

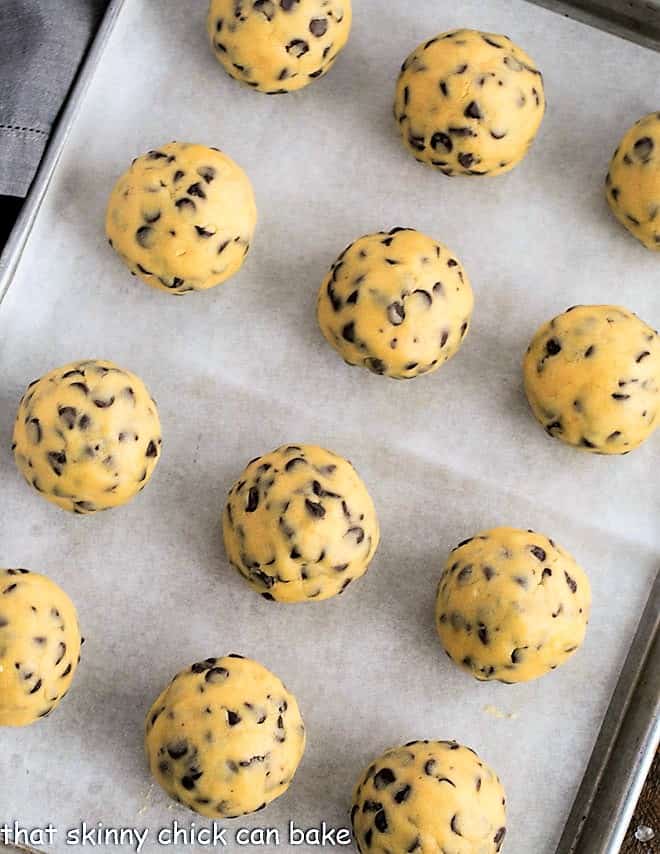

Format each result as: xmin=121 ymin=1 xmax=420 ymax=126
xmin=0 ymin=0 xmax=108 ymax=197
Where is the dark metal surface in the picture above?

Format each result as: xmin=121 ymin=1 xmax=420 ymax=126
xmin=0 ymin=0 xmax=126 ymax=304
xmin=0 ymin=2 xmax=657 ymax=853
xmin=556 ymin=571 xmax=660 ymax=853
xmin=527 ymin=0 xmax=660 ymax=51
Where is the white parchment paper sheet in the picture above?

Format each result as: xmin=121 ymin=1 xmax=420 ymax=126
xmin=0 ymin=1 xmax=659 ymax=852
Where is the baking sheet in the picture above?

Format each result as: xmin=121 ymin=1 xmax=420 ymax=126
xmin=0 ymin=1 xmax=659 ymax=852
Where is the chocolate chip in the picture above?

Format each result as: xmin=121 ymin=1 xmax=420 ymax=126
xmin=477 ymin=624 xmax=489 ymax=645
xmin=326 ymin=281 xmax=342 ymax=312
xmin=187 ymin=182 xmax=206 ymax=199
xmin=373 ymin=768 xmax=396 ymax=788
xmin=564 ymin=571 xmax=577 ymax=593
xmin=458 ymin=152 xmax=475 ymax=168
xmin=227 ymin=710 xmax=241 ymax=725
xmin=346 ymin=526 xmax=365 ymax=544
xmin=135 ymin=226 xmax=154 ymax=248
xmin=204 ymin=667 xmax=229 ymax=685
xmin=280 ymin=0 xmax=298 ymax=8
xmin=47 ymin=450 xmax=66 ymax=475
xmin=546 ymin=338 xmax=561 ymax=356
xmin=26 ymin=418 xmax=42 ymax=444
xmin=431 ymin=132 xmax=452 ymax=152
xmin=387 ymin=302 xmax=405 ymax=325
xmin=167 ymin=741 xmax=189 ymax=759
xmin=309 ymin=18 xmax=327 ymax=36
xmin=457 ymin=565 xmax=472 ymax=582
xmin=342 ymin=321 xmax=356 ymax=342
xmin=286 ymin=39 xmax=309 ymax=58
xmin=424 ymin=759 xmax=437 ymax=775
xmin=197 ymin=166 xmax=216 ymax=183
xmin=145 ymin=440 xmax=158 ymax=458
xmin=374 ymin=811 xmax=388 ymax=833
xmin=530 ymin=545 xmax=546 ymax=561
xmin=175 ymin=198 xmax=196 ymax=212
xmin=305 ymin=499 xmax=326 ymax=519
xmin=195 ymin=225 xmax=214 ymax=238
xmin=494 ymin=827 xmax=507 ymax=847
xmin=448 ymin=126 xmax=475 ymax=137
xmin=365 ymin=358 xmax=386 ymax=375
xmin=246 ymin=487 xmax=260 ymax=513
xmin=464 ymin=101 xmax=482 ymax=119
xmin=633 ymin=137 xmax=654 ymax=161
xmin=394 ymin=784 xmax=411 ymax=803
xmin=511 ymin=648 xmax=523 ymax=663
xmin=93 ymin=396 xmax=114 ymax=408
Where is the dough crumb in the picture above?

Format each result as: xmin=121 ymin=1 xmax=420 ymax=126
xmin=483 ymin=704 xmax=518 ymax=721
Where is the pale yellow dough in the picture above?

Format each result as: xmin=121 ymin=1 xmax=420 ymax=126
xmin=436 ymin=527 xmax=591 ymax=684
xmin=145 ymin=655 xmax=305 ymax=818
xmin=523 ymin=305 xmax=660 ymax=454
xmin=13 ymin=360 xmax=162 ymax=513
xmin=606 ymin=111 xmax=660 ymax=250
xmin=106 ymin=142 xmax=256 ymax=294
xmin=317 ymin=228 xmax=474 ymax=379
xmin=394 ymin=29 xmax=545 ymax=176
xmin=351 ymin=741 xmax=507 ymax=854
xmin=0 ymin=569 xmax=81 ymax=727
xmin=207 ymin=0 xmax=352 ymax=93
xmin=223 ymin=444 xmax=379 ymax=602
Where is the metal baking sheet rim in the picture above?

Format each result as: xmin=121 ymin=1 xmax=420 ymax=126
xmin=0 ymin=2 xmax=657 ymax=853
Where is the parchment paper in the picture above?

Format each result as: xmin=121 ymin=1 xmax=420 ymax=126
xmin=0 ymin=1 xmax=659 ymax=852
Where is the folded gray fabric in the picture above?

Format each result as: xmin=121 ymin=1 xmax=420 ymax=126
xmin=0 ymin=0 xmax=108 ymax=197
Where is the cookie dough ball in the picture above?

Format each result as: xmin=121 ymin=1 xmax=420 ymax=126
xmin=145 ymin=654 xmax=305 ymax=817
xmin=12 ymin=360 xmax=162 ymax=513
xmin=523 ymin=305 xmax=660 ymax=454
xmin=351 ymin=741 xmax=507 ymax=854
xmin=395 ymin=29 xmax=545 ymax=176
xmin=0 ymin=569 xmax=82 ymax=726
xmin=606 ymin=112 xmax=660 ymax=250
xmin=223 ymin=444 xmax=379 ymax=602
xmin=207 ymin=0 xmax=352 ymax=94
xmin=106 ymin=142 xmax=256 ymax=294
xmin=436 ymin=527 xmax=591 ymax=684
xmin=317 ymin=228 xmax=474 ymax=379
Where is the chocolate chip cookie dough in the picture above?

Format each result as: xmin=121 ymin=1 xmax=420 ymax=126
xmin=0 ymin=569 xmax=81 ymax=727
xmin=223 ymin=444 xmax=379 ymax=602
xmin=606 ymin=112 xmax=660 ymax=250
xmin=351 ymin=741 xmax=507 ymax=854
xmin=106 ymin=143 xmax=256 ymax=294
xmin=12 ymin=360 xmax=162 ymax=513
xmin=436 ymin=527 xmax=591 ymax=684
xmin=317 ymin=228 xmax=474 ymax=378
xmin=524 ymin=305 xmax=660 ymax=454
xmin=145 ymin=655 xmax=305 ymax=818
xmin=395 ymin=29 xmax=545 ymax=176
xmin=207 ymin=0 xmax=352 ymax=94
